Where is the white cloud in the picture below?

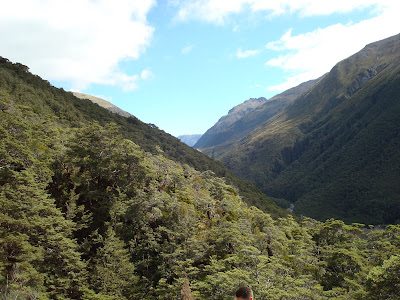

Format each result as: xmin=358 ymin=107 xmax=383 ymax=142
xmin=175 ymin=0 xmax=245 ymax=24
xmin=168 ymin=0 xmax=181 ymax=6
xmin=236 ymin=48 xmax=260 ymax=58
xmin=181 ymin=44 xmax=195 ymax=54
xmin=265 ymin=3 xmax=400 ymax=91
xmin=250 ymin=0 xmax=385 ymax=17
xmin=0 ymin=0 xmax=155 ymax=91
xmin=174 ymin=0 xmax=393 ymax=24
xmin=141 ymin=69 xmax=154 ymax=80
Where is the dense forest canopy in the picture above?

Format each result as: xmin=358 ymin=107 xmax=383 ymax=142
xmin=1 ymin=57 xmax=400 ymax=299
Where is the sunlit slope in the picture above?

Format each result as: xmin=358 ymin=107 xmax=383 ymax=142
xmin=73 ymin=91 xmax=134 ymax=118
xmin=196 ymin=79 xmax=319 ymax=157
xmin=194 ymin=97 xmax=268 ymax=149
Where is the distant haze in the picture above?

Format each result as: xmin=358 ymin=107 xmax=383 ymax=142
xmin=178 ymin=134 xmax=202 ymax=147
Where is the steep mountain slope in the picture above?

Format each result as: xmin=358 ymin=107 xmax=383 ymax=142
xmin=195 ymin=79 xmax=319 ymax=156
xmin=73 ymin=91 xmax=133 ymax=117
xmin=216 ymin=33 xmax=400 ymax=224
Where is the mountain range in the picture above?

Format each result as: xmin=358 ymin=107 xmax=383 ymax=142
xmin=195 ymin=79 xmax=319 ymax=154
xmin=197 ymin=33 xmax=400 ymax=225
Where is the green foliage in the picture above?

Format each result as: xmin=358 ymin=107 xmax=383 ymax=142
xmin=0 ymin=100 xmax=86 ymax=299
xmin=90 ymin=228 xmax=137 ymax=299
xmin=366 ymin=255 xmax=400 ymax=299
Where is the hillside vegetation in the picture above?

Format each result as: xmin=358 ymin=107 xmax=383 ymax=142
xmin=210 ymin=34 xmax=400 ymax=224
xmin=1 ymin=56 xmax=400 ymax=299
xmin=0 ymin=57 xmax=285 ymax=219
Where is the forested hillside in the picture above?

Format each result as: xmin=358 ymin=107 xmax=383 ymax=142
xmin=210 ymin=34 xmax=400 ymax=224
xmin=0 ymin=57 xmax=284 ymax=218
xmin=1 ymin=56 xmax=400 ymax=299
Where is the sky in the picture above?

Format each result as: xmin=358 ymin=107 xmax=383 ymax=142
xmin=1 ymin=0 xmax=399 ymax=137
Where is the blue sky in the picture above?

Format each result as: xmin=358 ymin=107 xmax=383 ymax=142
xmin=2 ymin=0 xmax=399 ymax=136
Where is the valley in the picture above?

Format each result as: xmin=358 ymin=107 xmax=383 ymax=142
xmin=196 ymin=34 xmax=400 ymax=225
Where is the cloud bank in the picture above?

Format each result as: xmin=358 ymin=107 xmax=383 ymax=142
xmin=0 ymin=0 xmax=155 ymax=90
xmin=265 ymin=3 xmax=399 ymax=91
xmin=174 ymin=0 xmax=390 ymax=24
xmin=174 ymin=0 xmax=399 ymax=92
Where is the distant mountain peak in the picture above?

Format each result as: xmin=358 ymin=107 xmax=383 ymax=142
xmin=194 ymin=79 xmax=318 ymax=150
xmin=227 ymin=97 xmax=267 ymax=115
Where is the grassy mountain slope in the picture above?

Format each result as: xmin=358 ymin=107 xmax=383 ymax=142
xmin=195 ymin=79 xmax=319 ymax=156
xmin=73 ymin=91 xmax=133 ymax=117
xmin=216 ymin=34 xmax=400 ymax=224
